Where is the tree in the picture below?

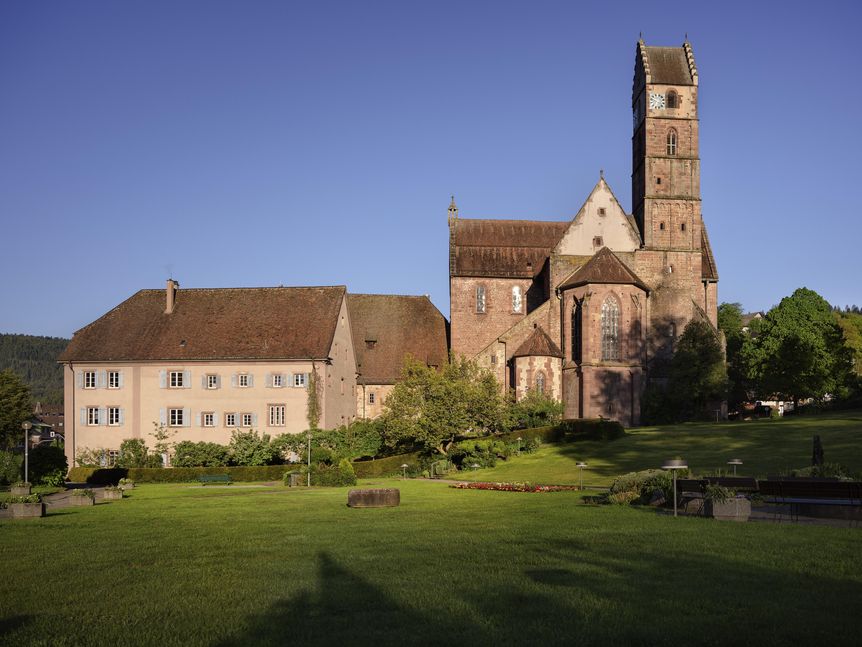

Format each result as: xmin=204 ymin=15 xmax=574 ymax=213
xmin=381 ymin=355 xmax=507 ymax=456
xmin=743 ymin=288 xmax=851 ymax=405
xmin=117 ymin=438 xmax=149 ymax=468
xmin=668 ymin=320 xmax=728 ymax=420
xmin=0 ymin=369 xmax=33 ymax=448
xmin=306 ymin=363 xmax=321 ymax=431
xmin=717 ymin=302 xmax=749 ymax=408
xmin=148 ymin=422 xmax=177 ymax=466
xmin=508 ymin=389 xmax=564 ymax=430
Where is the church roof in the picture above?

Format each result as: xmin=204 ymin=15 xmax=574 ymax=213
xmin=642 ymin=46 xmax=695 ymax=85
xmin=450 ymin=219 xmax=567 ymax=278
xmin=557 ymin=247 xmax=650 ymax=292
xmin=512 ymin=325 xmax=563 ymax=359
xmin=701 ymin=228 xmax=719 ymax=280
xmin=347 ymin=294 xmax=449 ymax=385
xmin=60 ymin=286 xmax=346 ymax=362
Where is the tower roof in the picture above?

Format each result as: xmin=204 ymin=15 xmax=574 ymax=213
xmin=638 ymin=41 xmax=698 ymax=86
xmin=512 ymin=325 xmax=563 ymax=359
xmin=557 ymin=247 xmax=650 ymax=292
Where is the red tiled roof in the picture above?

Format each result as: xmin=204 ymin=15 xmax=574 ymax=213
xmin=558 ymin=247 xmax=650 ymax=292
xmin=701 ymin=228 xmax=719 ymax=280
xmin=512 ymin=326 xmax=563 ymax=358
xmin=451 ymin=219 xmax=567 ymax=278
xmin=348 ymin=294 xmax=449 ymax=385
xmin=60 ymin=286 xmax=346 ymax=362
xmin=643 ymin=46 xmax=694 ymax=85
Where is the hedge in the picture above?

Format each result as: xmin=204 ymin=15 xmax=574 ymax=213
xmin=352 ymin=451 xmax=423 ymax=478
xmin=496 ymin=419 xmax=625 ymax=444
xmin=67 ymin=464 xmax=296 ymax=485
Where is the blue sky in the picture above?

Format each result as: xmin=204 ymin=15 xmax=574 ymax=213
xmin=1 ymin=0 xmax=860 ymax=338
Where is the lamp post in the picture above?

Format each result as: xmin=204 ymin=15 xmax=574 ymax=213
xmin=471 ymin=463 xmax=480 ymax=471
xmin=661 ymin=458 xmax=688 ymax=518
xmin=517 ymin=436 xmax=522 ymax=456
xmin=727 ymin=458 xmax=743 ymax=476
xmin=22 ymin=421 xmax=32 ymax=484
xmin=307 ymin=431 xmax=312 ymax=487
xmin=576 ymin=461 xmax=588 ymax=491
xmin=401 ymin=463 xmax=408 ymax=480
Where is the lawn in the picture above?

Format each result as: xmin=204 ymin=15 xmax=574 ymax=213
xmin=461 ymin=410 xmax=862 ymax=487
xmin=1 ymin=479 xmax=861 ymax=646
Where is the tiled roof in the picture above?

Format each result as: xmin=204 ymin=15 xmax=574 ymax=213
xmin=643 ymin=46 xmax=694 ymax=85
xmin=348 ymin=294 xmax=449 ymax=385
xmin=512 ymin=325 xmax=563 ymax=359
xmin=701 ymin=228 xmax=719 ymax=280
xmin=451 ymin=219 xmax=567 ymax=278
xmin=558 ymin=247 xmax=650 ymax=292
xmin=60 ymin=286 xmax=346 ymax=362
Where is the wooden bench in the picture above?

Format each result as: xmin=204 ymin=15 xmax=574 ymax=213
xmin=758 ymin=479 xmax=862 ymax=523
xmin=198 ymin=474 xmax=231 ymax=486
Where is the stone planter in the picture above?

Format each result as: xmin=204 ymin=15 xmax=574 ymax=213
xmin=347 ymin=488 xmax=400 ymax=508
xmin=69 ymin=495 xmax=95 ymax=507
xmin=119 ymin=482 xmax=135 ymax=490
xmin=10 ymin=502 xmax=45 ymax=518
xmin=11 ymin=484 xmax=32 ymax=496
xmin=705 ymin=497 xmax=751 ymax=522
xmin=102 ymin=489 xmax=123 ymax=501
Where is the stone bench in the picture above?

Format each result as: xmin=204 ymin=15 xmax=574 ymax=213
xmin=347 ymin=488 xmax=400 ymax=508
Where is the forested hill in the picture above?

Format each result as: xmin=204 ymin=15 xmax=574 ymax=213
xmin=0 ymin=333 xmax=69 ymax=406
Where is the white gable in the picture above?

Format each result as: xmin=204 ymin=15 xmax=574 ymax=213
xmin=554 ymin=178 xmax=641 ymax=255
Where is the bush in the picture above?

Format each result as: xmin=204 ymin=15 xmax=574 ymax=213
xmin=607 ymin=490 xmax=641 ymax=505
xmin=172 ymin=441 xmax=230 ymax=467
xmin=789 ymin=462 xmax=848 ymax=479
xmin=28 ymin=444 xmax=67 ymax=485
xmin=352 ymin=451 xmax=423 ymax=478
xmin=450 ymin=438 xmax=511 ymax=469
xmin=117 ymin=439 xmax=148 ymax=468
xmin=304 ymin=459 xmax=357 ymax=487
xmin=41 ymin=469 xmax=67 ymax=487
xmin=496 ymin=419 xmax=625 ymax=445
xmin=508 ymin=390 xmax=564 ymax=430
xmin=610 ymin=468 xmax=686 ymax=504
xmin=229 ymin=430 xmax=277 ymax=466
xmin=0 ymin=450 xmax=22 ymax=485
xmin=67 ymin=465 xmax=290 ymax=484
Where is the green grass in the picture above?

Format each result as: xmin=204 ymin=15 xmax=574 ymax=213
xmin=461 ymin=410 xmax=862 ymax=486
xmin=1 ymin=478 xmax=861 ymax=646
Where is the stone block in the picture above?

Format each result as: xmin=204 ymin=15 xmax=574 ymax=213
xmin=347 ymin=488 xmax=400 ymax=508
xmin=10 ymin=503 xmax=45 ymax=518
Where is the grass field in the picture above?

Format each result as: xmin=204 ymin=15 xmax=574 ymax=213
xmin=461 ymin=410 xmax=862 ymax=486
xmin=2 ymin=477 xmax=861 ymax=646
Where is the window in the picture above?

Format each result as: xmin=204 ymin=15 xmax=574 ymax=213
xmin=512 ymin=286 xmax=523 ymax=313
xmin=238 ymin=374 xmax=249 ymax=388
xmin=598 ymin=207 xmax=606 ymax=216
xmin=535 ymin=371 xmax=546 ymax=395
xmin=656 ymin=177 xmax=662 ymax=185
xmin=601 ymin=297 xmax=621 ymax=361
xmin=203 ymin=412 xmax=215 ymax=427
xmin=225 ymin=413 xmax=237 ymax=427
xmin=681 ymin=223 xmax=686 ymax=232
xmin=272 ymin=374 xmax=283 ymax=388
xmin=572 ymin=299 xmax=583 ymax=364
xmin=476 ymin=285 xmax=486 ymax=313
xmin=241 ymin=413 xmax=253 ymax=427
xmin=170 ymin=371 xmax=185 ymax=388
xmin=87 ymin=407 xmax=100 ymax=426
xmin=593 ymin=236 xmax=604 ymax=248
xmin=666 ymin=129 xmax=677 ymax=156
xmin=666 ymin=90 xmax=678 ymax=109
xmin=293 ymin=373 xmax=307 ymax=388
xmin=268 ymin=405 xmax=285 ymax=427
xmin=366 ymin=340 xmax=376 ymax=349
xmin=107 ymin=450 xmax=119 ymax=467
xmin=206 ymin=374 xmax=218 ymax=389
xmin=169 ymin=408 xmax=185 ymax=427
xmin=84 ymin=371 xmax=97 ymax=389
xmin=108 ymin=407 xmax=121 ymax=426
xmin=369 ymin=392 xmax=376 ymax=404
xmin=108 ymin=371 xmax=121 ymax=389
xmin=659 ymin=222 xmax=665 ymax=230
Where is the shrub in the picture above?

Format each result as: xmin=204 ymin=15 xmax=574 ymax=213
xmin=117 ymin=439 xmax=148 ymax=468
xmin=352 ymin=451 xmax=423 ymax=478
xmin=75 ymin=447 xmax=110 ymax=468
xmin=29 ymin=444 xmax=67 ymax=485
xmin=789 ymin=462 xmax=848 ymax=479
xmin=9 ymin=494 xmax=42 ymax=504
xmin=0 ymin=451 xmax=22 ymax=485
xmin=229 ymin=430 xmax=277 ymax=466
xmin=607 ymin=490 xmax=640 ymax=505
xmin=704 ymin=484 xmax=735 ymax=504
xmin=304 ymin=459 xmax=357 ymax=487
xmin=610 ymin=468 xmax=686 ymax=503
xmin=508 ymin=390 xmax=564 ymax=430
xmin=173 ymin=441 xmax=230 ymax=467
xmin=72 ymin=488 xmax=95 ymax=500
xmin=41 ymin=469 xmax=67 ymax=487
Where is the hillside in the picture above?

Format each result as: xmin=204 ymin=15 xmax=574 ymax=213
xmin=0 ymin=333 xmax=69 ymax=406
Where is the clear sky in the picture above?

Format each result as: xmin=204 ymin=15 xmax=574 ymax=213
xmin=1 ymin=0 xmax=860 ymax=338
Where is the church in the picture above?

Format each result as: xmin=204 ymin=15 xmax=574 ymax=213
xmin=448 ymin=40 xmax=719 ymax=426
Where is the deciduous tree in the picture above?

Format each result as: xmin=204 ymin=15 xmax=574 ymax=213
xmin=0 ymin=369 xmax=33 ymax=448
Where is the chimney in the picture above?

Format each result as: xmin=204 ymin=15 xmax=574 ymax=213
xmin=165 ymin=279 xmax=179 ymax=314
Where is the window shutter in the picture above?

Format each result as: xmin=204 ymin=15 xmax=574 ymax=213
xmin=76 ymin=372 xmax=83 ymax=389
xmin=196 ymin=412 xmax=202 ymax=427
xmin=201 ymin=375 xmax=207 ymax=389
xmin=99 ymin=407 xmax=107 ymax=426
xmin=252 ymin=413 xmax=258 ymax=427
xmin=118 ymin=371 xmax=125 ymax=388
xmin=80 ymin=408 xmax=86 ymax=425
xmin=183 ymin=370 xmax=191 ymax=388
xmin=231 ymin=374 xmax=237 ymax=388
xmin=159 ymin=370 xmax=167 ymax=388
xmin=119 ymin=409 xmax=125 ymax=426
xmin=303 ymin=373 xmax=310 ymax=387
xmin=183 ymin=408 xmax=191 ymax=427
xmin=280 ymin=373 xmax=288 ymax=388
xmin=216 ymin=375 xmax=222 ymax=389
xmin=265 ymin=373 xmax=272 ymax=387
xmin=159 ymin=408 xmax=167 ymax=426
xmin=288 ymin=373 xmax=294 ymax=387
xmin=248 ymin=374 xmax=254 ymax=388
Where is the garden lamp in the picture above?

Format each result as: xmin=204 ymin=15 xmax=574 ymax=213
xmin=576 ymin=462 xmax=588 ymax=491
xmin=401 ymin=463 xmax=408 ymax=480
xmin=727 ymin=459 xmax=742 ymax=476
xmin=517 ymin=436 xmax=522 ymax=455
xmin=661 ymin=459 xmax=688 ymax=518
xmin=22 ymin=421 xmax=32 ymax=484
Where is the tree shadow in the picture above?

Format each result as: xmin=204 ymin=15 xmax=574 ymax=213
xmin=0 ymin=615 xmax=33 ymax=638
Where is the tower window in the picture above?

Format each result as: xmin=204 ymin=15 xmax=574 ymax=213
xmin=659 ymin=222 xmax=665 ymax=230
xmin=572 ymin=299 xmax=583 ymax=364
xmin=667 ymin=129 xmax=677 ymax=156
xmin=476 ymin=286 xmax=486 ymax=313
xmin=666 ymin=90 xmax=678 ymax=109
xmin=656 ymin=178 xmax=662 ymax=185
xmin=593 ymin=236 xmax=603 ymax=248
xmin=681 ymin=223 xmax=686 ymax=232
xmin=601 ymin=297 xmax=621 ymax=361
xmin=535 ymin=371 xmax=546 ymax=395
xmin=512 ymin=286 xmax=523 ymax=313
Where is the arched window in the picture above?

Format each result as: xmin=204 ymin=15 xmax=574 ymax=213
xmin=601 ymin=297 xmax=620 ymax=361
xmin=666 ymin=129 xmax=677 ymax=156
xmin=572 ymin=298 xmax=583 ymax=364
xmin=535 ymin=371 xmax=546 ymax=395
xmin=512 ymin=286 xmax=523 ymax=313
xmin=666 ymin=90 xmax=678 ymax=109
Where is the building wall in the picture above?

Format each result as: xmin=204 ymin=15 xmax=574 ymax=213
xmin=356 ymin=383 xmax=394 ymax=419
xmin=450 ymin=276 xmax=533 ymax=358
xmin=322 ymin=296 xmax=358 ymax=429
xmin=513 ymin=356 xmax=562 ymax=401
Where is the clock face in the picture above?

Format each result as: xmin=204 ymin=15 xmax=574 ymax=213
xmin=649 ymin=92 xmax=665 ymax=110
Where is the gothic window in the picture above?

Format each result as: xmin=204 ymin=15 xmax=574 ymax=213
xmin=572 ymin=299 xmax=583 ymax=364
xmin=535 ymin=371 xmax=546 ymax=395
xmin=512 ymin=286 xmax=523 ymax=313
xmin=476 ymin=285 xmax=486 ymax=313
xmin=666 ymin=129 xmax=677 ymax=156
xmin=601 ymin=296 xmax=620 ymax=361
xmin=666 ymin=90 xmax=678 ymax=109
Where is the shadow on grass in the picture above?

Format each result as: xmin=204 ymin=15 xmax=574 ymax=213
xmin=0 ymin=615 xmax=33 ymax=638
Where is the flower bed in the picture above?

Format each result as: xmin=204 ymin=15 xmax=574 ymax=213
xmin=450 ymin=481 xmax=580 ymax=493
